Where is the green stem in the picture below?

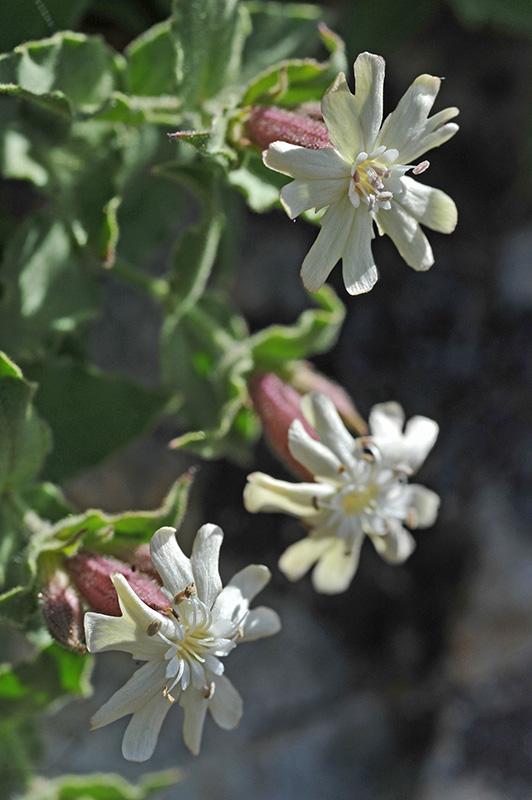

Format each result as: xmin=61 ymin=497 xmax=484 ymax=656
xmin=112 ymin=258 xmax=170 ymax=304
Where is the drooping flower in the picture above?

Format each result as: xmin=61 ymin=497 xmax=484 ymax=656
xmin=244 ymin=394 xmax=439 ymax=594
xmin=263 ymin=52 xmax=459 ymax=295
xmin=84 ymin=524 xmax=281 ymax=760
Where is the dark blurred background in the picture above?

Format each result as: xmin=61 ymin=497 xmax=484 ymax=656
xmin=20 ymin=1 xmax=532 ymax=798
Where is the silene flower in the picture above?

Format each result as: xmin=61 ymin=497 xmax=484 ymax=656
xmin=85 ymin=524 xmax=281 ymax=760
xmin=244 ymin=393 xmax=440 ymax=594
xmin=263 ymin=52 xmax=459 ymax=295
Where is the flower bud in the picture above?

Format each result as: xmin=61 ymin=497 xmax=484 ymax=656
xmin=287 ymin=361 xmax=368 ymax=435
xmin=245 ymin=106 xmax=330 ymax=151
xmin=67 ymin=551 xmax=169 ymax=617
xmin=249 ymin=372 xmax=317 ymax=479
xmin=40 ymin=569 xmax=86 ymax=653
xmin=129 ymin=543 xmax=162 ymax=583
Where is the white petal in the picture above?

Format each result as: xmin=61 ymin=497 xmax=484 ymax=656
xmin=112 ymin=573 xmax=174 ymax=637
xmin=209 ymin=675 xmax=243 ymax=730
xmin=212 ymin=564 xmax=271 ymax=622
xmin=84 ymin=611 xmax=163 ymax=661
xmin=400 ymin=110 xmax=459 ymax=164
xmin=91 ymin=660 xmax=166 ymax=730
xmin=243 ymin=472 xmax=332 ymax=517
xmin=377 ymin=204 xmax=434 ymax=271
xmin=242 ymin=606 xmax=282 ymax=641
xmin=190 ymin=523 xmax=223 ymax=608
xmin=150 ymin=526 xmax=193 ymax=597
xmin=264 ymin=141 xmax=349 ymax=179
xmin=370 ymin=406 xmax=438 ymax=473
xmin=369 ymin=401 xmax=405 ymax=439
xmin=378 ymin=74 xmax=448 ymax=161
xmin=398 ymin=177 xmax=457 ymax=233
xmin=302 ymin=393 xmax=356 ymax=467
xmin=280 ymin=176 xmax=348 ymax=218
xmin=341 ymin=209 xmax=378 ymax=295
xmin=407 ymin=484 xmax=440 ymax=528
xmin=352 ymin=52 xmax=385 ymax=152
xmin=370 ymin=522 xmax=416 ymax=564
xmin=321 ymin=72 xmax=363 ymax=162
xmin=278 ymin=536 xmax=335 ymax=582
xmin=228 ymin=564 xmax=271 ymax=603
xmin=404 ymin=415 xmax=439 ymax=470
xmin=122 ymin=690 xmax=172 ymax=762
xmin=300 ymin=197 xmax=354 ymax=292
xmin=311 ymin=536 xmax=364 ymax=594
xmin=288 ymin=419 xmax=342 ymax=479
xmin=180 ymin=688 xmax=208 ymax=756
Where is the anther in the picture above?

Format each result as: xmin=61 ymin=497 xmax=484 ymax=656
xmin=146 ymin=620 xmax=161 ymax=636
xmin=312 ymin=495 xmax=320 ymax=510
xmin=163 ymin=686 xmax=176 ymax=704
xmin=203 ymin=681 xmax=215 ymax=700
xmin=174 ymin=583 xmax=195 ymax=604
xmin=413 ymin=160 xmax=430 ymax=175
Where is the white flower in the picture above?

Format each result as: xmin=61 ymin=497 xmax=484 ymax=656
xmin=244 ymin=394 xmax=440 ymax=594
xmin=263 ymin=52 xmax=459 ymax=295
xmin=84 ymin=524 xmax=281 ymax=761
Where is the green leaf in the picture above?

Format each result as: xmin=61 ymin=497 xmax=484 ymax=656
xmin=0 ymin=641 xmax=91 ymax=708
xmin=0 ymin=472 xmax=193 ymax=628
xmin=91 ymin=91 xmax=182 ymax=126
xmin=241 ymin=1 xmax=327 ymax=79
xmin=0 ymin=217 xmax=100 ymax=361
xmin=162 ymin=292 xmax=257 ymax=461
xmin=171 ymin=0 xmax=251 ymax=109
xmin=0 ymin=32 xmax=121 ymax=113
xmin=0 ymin=352 xmax=51 ymax=496
xmin=0 ymin=83 xmax=72 ymax=119
xmin=22 ymin=482 xmax=72 ymax=523
xmin=0 ymin=642 xmax=92 ymax=798
xmin=448 ymin=0 xmax=532 ymax=33
xmin=241 ymin=58 xmax=334 ymax=107
xmin=26 ymin=359 xmax=169 ymax=482
xmin=33 ymin=470 xmax=194 ymax=559
xmin=19 ymin=769 xmax=182 ymax=800
xmin=0 ymin=0 xmax=90 ymax=52
xmin=227 ymin=150 xmax=285 ymax=212
xmin=125 ymin=20 xmax=180 ymax=96
xmin=249 ymin=285 xmax=345 ymax=367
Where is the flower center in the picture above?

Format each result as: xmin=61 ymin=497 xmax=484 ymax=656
xmin=159 ymin=597 xmax=236 ymax=702
xmin=349 ymin=147 xmax=398 ymax=211
xmin=348 ymin=147 xmax=430 ymax=213
xmin=340 ymin=484 xmax=379 ymax=516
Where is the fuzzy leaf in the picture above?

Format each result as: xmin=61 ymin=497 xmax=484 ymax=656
xmin=0 ymin=217 xmax=100 ymax=361
xmin=26 ymin=359 xmax=169 ymax=482
xmin=19 ymin=769 xmax=182 ymax=800
xmin=249 ymin=285 xmax=345 ymax=367
xmin=171 ymin=0 xmax=251 ymax=109
xmin=0 ymin=642 xmax=92 ymax=798
xmin=125 ymin=20 xmax=180 ymax=96
xmin=0 ymin=32 xmax=120 ymax=113
xmin=0 ymin=352 xmax=51 ymax=496
xmin=241 ymin=1 xmax=326 ymax=79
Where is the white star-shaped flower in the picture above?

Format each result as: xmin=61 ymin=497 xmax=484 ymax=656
xmin=263 ymin=52 xmax=459 ymax=295
xmin=244 ymin=394 xmax=440 ymax=594
xmin=85 ymin=524 xmax=281 ymax=760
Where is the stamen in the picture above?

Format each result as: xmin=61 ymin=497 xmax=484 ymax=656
xmin=163 ymin=686 xmax=176 ymax=704
xmin=203 ymin=681 xmax=215 ymax=700
xmin=146 ymin=620 xmax=161 ymax=636
xmin=412 ymin=160 xmax=430 ymax=175
xmin=174 ymin=583 xmax=195 ymax=604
